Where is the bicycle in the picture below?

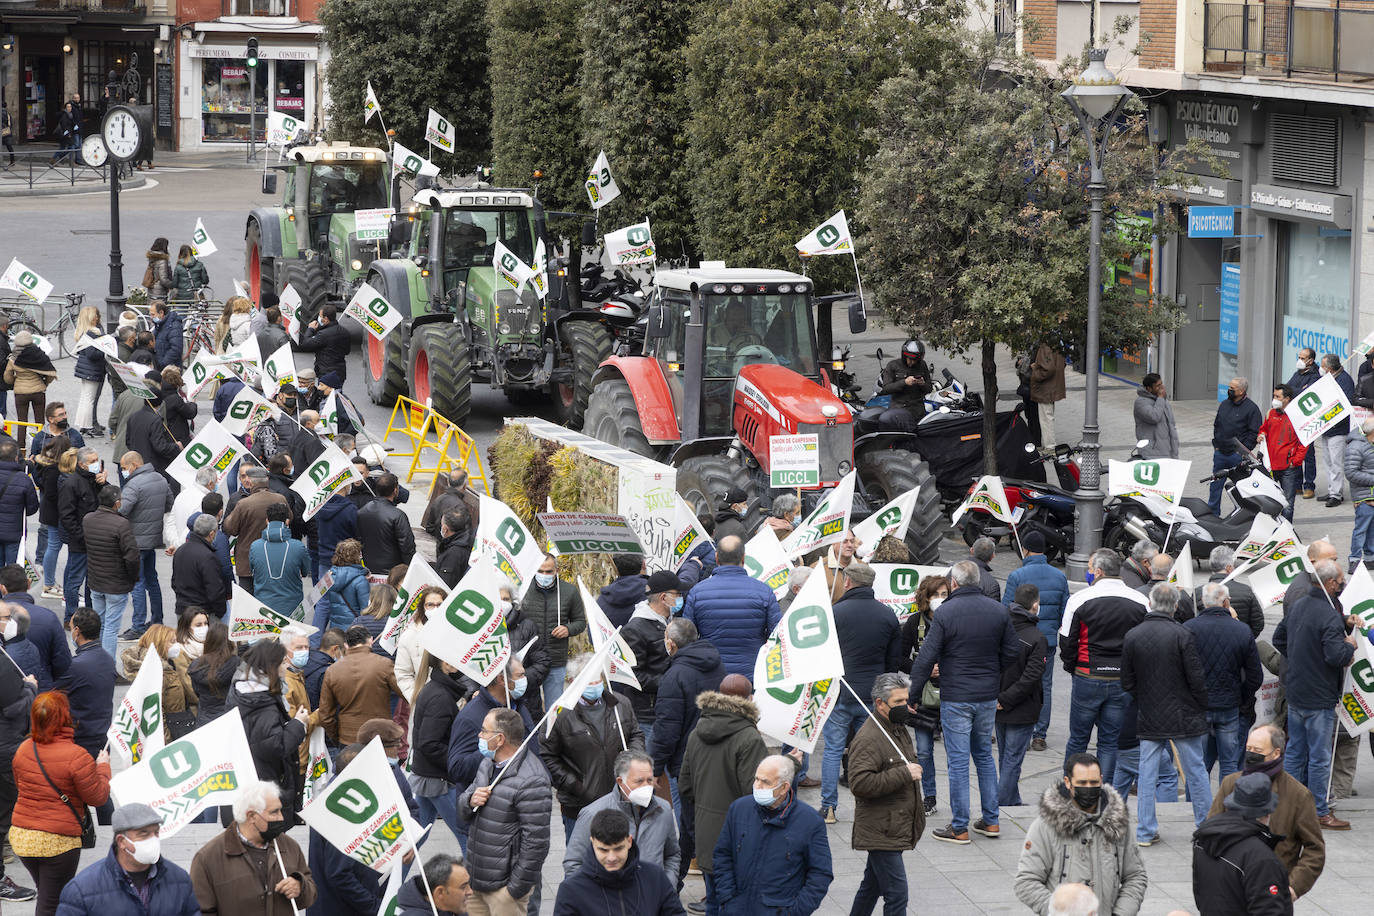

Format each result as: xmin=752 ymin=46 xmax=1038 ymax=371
xmin=167 ymin=288 xmax=221 ymax=363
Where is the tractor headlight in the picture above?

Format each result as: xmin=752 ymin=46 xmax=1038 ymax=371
xmin=821 ymin=404 xmax=839 ymax=418
xmin=837 ymin=459 xmax=852 ymax=476
xmin=499 ymin=323 xmax=511 ymax=334
xmin=350 ymin=259 xmax=363 ymax=271
xmin=286 ymin=206 xmax=295 ymax=221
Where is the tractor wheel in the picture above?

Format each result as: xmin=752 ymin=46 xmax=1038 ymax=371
xmin=362 ymin=272 xmax=407 ymax=407
xmin=245 ymin=220 xmax=275 ymax=306
xmin=676 ymin=455 xmax=763 ymax=535
xmin=551 ymin=321 xmax=613 ymax=429
xmin=584 ymin=376 xmax=652 ymax=457
xmin=858 ymin=450 xmax=943 ymax=565
xmin=283 ymin=258 xmax=328 ymax=325
xmin=409 ymin=323 xmax=472 ymax=428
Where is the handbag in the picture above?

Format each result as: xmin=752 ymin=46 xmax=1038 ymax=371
xmin=31 ymin=742 xmax=97 ymax=848
xmin=921 ymin=679 xmax=941 ymax=709
xmin=166 ymin=710 xmax=197 ymax=739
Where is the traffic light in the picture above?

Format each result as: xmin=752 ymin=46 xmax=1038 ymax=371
xmin=246 ymin=37 xmax=258 ymax=69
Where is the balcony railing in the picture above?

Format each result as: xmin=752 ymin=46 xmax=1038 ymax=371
xmin=28 ymin=0 xmax=147 ymax=12
xmin=1204 ymin=0 xmax=1374 ymax=80
xmin=995 ymin=0 xmax=1018 ymax=43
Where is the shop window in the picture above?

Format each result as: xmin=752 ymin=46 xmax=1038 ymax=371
xmin=274 ymin=60 xmax=306 ymax=118
xmin=202 ymin=59 xmax=268 ymax=143
xmin=80 ymin=42 xmax=154 ymax=109
xmin=1276 ymin=221 xmax=1352 ymax=370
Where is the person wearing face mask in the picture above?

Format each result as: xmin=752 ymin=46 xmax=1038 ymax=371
xmin=1014 ymin=753 xmax=1146 ymax=915
xmin=175 ymin=608 xmax=209 ymax=664
xmin=82 ymin=485 xmax=140 ymax=662
xmin=286 ymin=411 xmax=327 ymax=485
xmin=117 ymin=450 xmax=173 ymax=640
xmin=231 ymin=641 xmax=311 ymax=824
xmin=56 ymin=803 xmax=197 ymax=916
xmin=120 ymin=625 xmax=197 ymax=741
xmin=1001 ymin=531 xmax=1068 ymax=752
xmin=57 ymin=447 xmax=105 ymax=623
xmin=996 ymin=584 xmax=1048 ymax=808
xmin=280 ymin=629 xmax=320 ymax=774
xmin=617 ymin=571 xmax=682 ymax=748
xmin=1207 ymin=725 xmax=1325 ymax=901
xmin=898 ymin=576 xmax=947 ymax=815
xmin=487 ymin=584 xmax=548 ymax=713
xmin=711 ymin=755 xmax=833 ymax=915
xmin=189 ymin=780 xmax=316 ymax=916
xmin=410 ymin=657 xmax=473 ymax=847
xmin=521 ymin=554 xmax=586 ymax=710
xmin=564 ymin=750 xmax=680 ymax=878
xmin=647 ymin=619 xmax=725 ymax=808
xmin=1286 ymin=347 xmax=1322 ymax=499
xmin=250 ymin=503 xmax=311 ymax=623
xmin=847 ymin=673 xmax=925 ymax=914
xmin=1208 ymin=376 xmax=1263 ymax=515
xmin=1257 ymin=384 xmax=1307 ymax=521
xmin=1191 ymin=772 xmax=1294 ymax=914
xmin=445 ymin=658 xmax=536 ymax=816
xmin=1314 ymin=354 xmax=1356 ymax=507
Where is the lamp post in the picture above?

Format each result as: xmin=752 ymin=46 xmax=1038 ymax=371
xmin=1061 ymin=48 xmax=1135 ymax=581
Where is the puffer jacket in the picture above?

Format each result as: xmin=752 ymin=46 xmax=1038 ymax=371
xmin=74 ymin=330 xmax=108 ymax=382
xmin=120 ymin=644 xmax=195 ymax=736
xmin=597 ymin=573 xmax=647 ymax=629
xmin=145 ymin=249 xmax=173 ymax=299
xmin=563 ymin=788 xmax=680 ymax=877
xmin=5 ymin=636 xmax=43 ymax=683
xmin=849 ymin=712 xmax=924 ymax=851
xmin=1183 ymin=606 xmax=1264 ymax=711
xmin=520 ymin=576 xmax=586 ymax=667
xmin=712 ymin=794 xmax=833 ymax=916
xmin=119 ymin=462 xmax=173 ymax=549
xmin=677 ymin=691 xmax=768 ymax=874
xmin=313 ymin=494 xmax=358 ymax=570
xmin=56 ymin=846 xmax=199 ymax=916
xmin=1196 ymin=572 xmax=1264 ymax=638
xmin=1003 ymin=553 xmax=1070 ymax=638
xmin=458 ymin=748 xmax=552 ymax=899
xmin=249 ymin=520 xmax=311 ymax=618
xmin=152 ymin=310 xmax=185 ymax=372
xmin=228 ymin=684 xmax=306 ymax=820
xmin=58 ymin=465 xmax=100 ymax=550
xmin=0 ymin=458 xmax=38 ymax=538
xmin=682 ymin=565 xmax=782 ymax=678
xmin=83 ymin=505 xmax=140 ymax=594
xmin=1132 ymin=386 xmax=1179 ymax=458
xmin=648 ymin=638 xmax=726 ymax=776
xmin=540 ymin=691 xmax=645 ymax=818
xmin=445 ymin=688 xmax=537 ymax=789
xmin=1192 ymin=812 xmax=1294 ymax=916
xmin=12 ymin=729 xmax=112 ymax=836
xmin=1346 ymin=426 xmax=1374 ymax=504
xmin=161 ymin=384 xmax=197 ymax=445
xmin=312 ymin=563 xmax=369 ymax=632
xmin=553 ymin=845 xmax=683 ymax=916
xmin=1120 ymin=611 xmax=1209 ymax=741
xmin=171 ymin=258 xmax=208 ymax=300
xmin=1014 ymin=784 xmax=1147 ymax=916
xmin=227 ymin=311 xmax=253 ymax=348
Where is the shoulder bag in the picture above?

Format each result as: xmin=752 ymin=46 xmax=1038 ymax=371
xmin=31 ymin=742 xmax=97 ymax=848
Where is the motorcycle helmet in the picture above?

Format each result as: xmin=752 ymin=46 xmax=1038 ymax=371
xmin=901 ymin=339 xmax=925 ymax=364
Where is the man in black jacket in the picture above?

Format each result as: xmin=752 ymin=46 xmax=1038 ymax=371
xmin=1121 ymin=582 xmax=1212 ymax=846
xmin=122 ymin=383 xmax=181 ymax=477
xmin=1184 ymin=582 xmax=1264 ymax=781
xmin=82 ymin=485 xmax=140 ymax=660
xmin=876 ymin=339 xmax=931 ymax=432
xmin=1197 ymin=545 xmax=1264 ymax=638
xmin=396 ymin=854 xmax=472 ymax=916
xmin=58 ymin=446 xmax=104 ymax=622
xmin=298 ymin=305 xmax=352 ymax=384
xmin=287 ymin=411 xmax=327 ymax=483
xmin=55 ymin=607 xmax=116 ymax=759
xmin=649 ymin=618 xmax=725 ymax=780
xmin=435 ymin=507 xmax=473 ymax=588
xmin=1208 ymin=376 xmax=1263 ymax=514
xmin=997 ymin=584 xmax=1047 ymax=806
xmin=1192 ymin=772 xmax=1293 ymax=916
xmin=357 ymin=473 xmax=415 ymax=574
xmin=712 ymin=487 xmax=748 ymax=543
xmin=617 ymin=571 xmax=680 ymax=748
xmin=172 ymin=513 xmax=229 ymax=617
xmin=553 ymin=808 xmax=682 ymax=916
xmin=1136 ymin=552 xmax=1195 ymax=621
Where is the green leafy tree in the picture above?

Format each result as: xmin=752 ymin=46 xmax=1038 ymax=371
xmin=859 ymin=31 xmax=1197 ymax=470
xmin=320 ymin=0 xmax=491 ymax=169
xmin=488 ymin=0 xmax=588 ymax=209
xmin=579 ymin=0 xmax=703 ymax=259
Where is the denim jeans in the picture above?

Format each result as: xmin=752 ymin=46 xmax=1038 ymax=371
xmin=541 ymin=665 xmax=567 ymax=712
xmin=703 ymin=873 xmax=720 ymax=916
xmin=850 ymin=849 xmax=907 ymax=916
xmin=1203 ymin=708 xmax=1242 ymax=780
xmin=1352 ymin=502 xmax=1374 ymax=564
xmin=92 ymin=590 xmax=130 ymax=660
xmin=1065 ymin=676 xmax=1127 ymax=782
xmin=941 ymin=699 xmax=999 ymax=832
xmin=1034 ymin=625 xmax=1058 ymax=740
xmin=1111 ymin=745 xmax=1178 ymax=799
xmin=1275 ymin=466 xmax=1302 ymax=521
xmin=639 ymin=720 xmax=655 ymax=753
xmin=821 ymin=693 xmax=867 ymax=811
xmin=1136 ymin=735 xmax=1212 ymax=841
xmin=996 ymin=722 xmax=1035 ymax=806
xmin=63 ymin=550 xmax=88 ymax=621
xmin=911 ymin=726 xmax=937 ymax=800
xmin=1208 ymin=451 xmax=1244 ymax=515
xmin=130 ymin=549 xmax=163 ymax=630
xmin=41 ymin=524 xmax=62 ymax=588
xmin=0 ymin=540 xmax=18 ymax=566
xmin=1285 ymin=705 xmax=1336 ymax=816
xmin=1302 ymin=444 xmax=1317 ymax=491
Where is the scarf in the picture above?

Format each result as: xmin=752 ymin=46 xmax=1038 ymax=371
xmin=12 ymin=344 xmax=55 ymax=374
xmin=1243 ymin=754 xmax=1285 ymax=781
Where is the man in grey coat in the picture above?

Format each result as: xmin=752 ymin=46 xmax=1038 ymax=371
xmin=1133 ymin=373 xmax=1179 ymax=459
xmin=117 ymin=451 xmax=173 ymax=638
xmin=563 ymin=750 xmax=680 ymax=878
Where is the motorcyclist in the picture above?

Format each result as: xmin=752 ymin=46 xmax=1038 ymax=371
xmin=877 ymin=339 xmax=932 ymax=432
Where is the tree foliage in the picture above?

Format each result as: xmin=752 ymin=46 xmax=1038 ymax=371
xmin=579 ymin=0 xmax=703 ymax=260
xmin=487 ymin=0 xmax=588 ymax=210
xmin=319 ymin=0 xmax=491 ymax=169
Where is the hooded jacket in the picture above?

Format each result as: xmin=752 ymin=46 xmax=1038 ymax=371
xmin=458 ymin=748 xmax=552 ymax=899
xmin=618 ymin=604 xmax=671 ymax=723
xmin=249 ymin=520 xmax=311 ymax=618
xmin=598 ymin=574 xmax=648 ymax=629
xmin=119 ymin=462 xmax=173 ymax=549
xmin=648 ymin=638 xmax=726 ymax=776
xmin=1207 ymin=767 xmax=1325 ymax=898
xmin=563 ymin=788 xmax=681 ymax=879
xmin=1133 ymin=385 xmax=1179 ymax=458
xmin=229 ymin=683 xmax=307 ymax=820
xmin=712 ymin=793 xmax=833 ymax=916
xmin=312 ymin=563 xmax=369 ymax=633
xmin=1014 ymin=784 xmax=1147 ymax=916
xmin=540 ymin=691 xmax=646 ymax=818
xmin=313 ymin=494 xmax=358 ymax=570
xmin=682 ymin=565 xmax=782 ymax=678
xmin=434 ymin=525 xmax=472 ymax=588
xmin=58 ymin=465 xmax=100 ymax=550
xmin=553 ymin=845 xmax=684 ymax=916
xmin=711 ymin=508 xmax=747 ymax=544
xmin=677 ymin=691 xmax=768 ymax=874
xmin=1191 ymin=811 xmax=1293 ymax=916
xmin=153 ymin=309 xmax=185 ymax=369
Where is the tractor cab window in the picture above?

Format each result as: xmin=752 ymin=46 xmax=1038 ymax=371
xmin=442 ymin=209 xmax=533 ymax=272
xmin=702 ymin=292 xmax=815 ymax=378
xmin=307 ymin=161 xmax=387 ymax=216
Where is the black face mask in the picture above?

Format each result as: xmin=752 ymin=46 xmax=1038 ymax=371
xmin=1072 ymin=786 xmax=1102 ymax=811
xmin=55 ymin=420 xmax=69 ymax=431
xmin=282 ymin=399 xmax=297 ymax=411
xmin=1243 ymin=750 xmax=1267 ymax=769
xmin=886 ymin=704 xmax=911 ymax=727
xmin=259 ymin=815 xmax=290 ymax=842
xmin=1228 ymin=389 xmax=1241 ymax=401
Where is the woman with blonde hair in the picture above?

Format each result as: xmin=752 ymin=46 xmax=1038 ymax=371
xmin=71 ymin=305 xmax=107 ymax=438
xmin=215 ymin=295 xmax=254 ymax=353
xmin=357 ymin=583 xmax=397 ymax=655
xmin=119 ymin=623 xmax=197 ymax=739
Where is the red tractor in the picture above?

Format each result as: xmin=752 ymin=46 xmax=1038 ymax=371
xmin=580 ymin=266 xmax=943 ymax=564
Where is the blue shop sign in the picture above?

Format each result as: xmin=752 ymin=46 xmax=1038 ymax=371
xmin=1189 ymin=206 xmax=1235 ymax=238
xmin=1219 ymin=263 xmax=1240 ymax=356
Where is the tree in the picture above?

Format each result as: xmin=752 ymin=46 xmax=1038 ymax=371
xmin=488 ymin=0 xmax=588 ymax=210
xmin=684 ymin=0 xmax=942 ymax=289
xmin=320 ymin=0 xmax=491 ymax=169
xmin=579 ymin=0 xmax=703 ymax=260
xmin=859 ymin=31 xmax=1197 ymax=471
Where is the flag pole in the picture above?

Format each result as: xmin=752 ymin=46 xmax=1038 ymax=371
xmin=409 ymin=834 xmax=442 ymax=916
xmin=272 ymin=840 xmax=304 ymax=916
xmin=838 ymin=677 xmax=910 ymax=765
xmin=849 ymin=249 xmax=867 ymax=321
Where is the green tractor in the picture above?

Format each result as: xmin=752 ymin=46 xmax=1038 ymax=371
xmin=244 ymin=141 xmax=391 ymax=317
xmin=361 ymin=183 xmax=613 ymax=428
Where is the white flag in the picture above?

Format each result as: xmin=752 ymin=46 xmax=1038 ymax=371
xmin=220 ymin=334 xmax=263 ymax=385
xmin=292 ymin=443 xmax=366 ymax=522
xmin=782 ymin=470 xmax=857 ymax=558
xmin=757 ymin=561 xmax=845 ymax=689
xmin=744 ymin=526 xmax=794 ymax=600
xmin=220 ymin=386 xmax=280 ymax=437
xmin=493 ymin=240 xmax=534 ymax=293
xmin=376 ymin=862 xmax=404 ymax=916
xmin=266 ymin=111 xmax=305 ymax=148
xmin=473 ymin=494 xmax=546 ymax=597
xmin=1107 ymin=458 xmax=1191 ymax=506
xmin=227 ymin=585 xmax=317 ymax=642
xmin=753 ymin=674 xmax=840 ymax=754
xmin=167 ymin=420 xmax=251 ymax=492
xmin=1286 ymin=373 xmax=1353 ymax=446
xmin=854 ymin=486 xmax=921 ymax=554
xmin=419 ymin=563 xmax=511 ymax=686
xmin=1167 ymin=542 xmax=1195 ymax=594
xmin=1338 ymin=637 xmax=1374 ymax=737
xmin=344 ymin=281 xmax=404 ymax=341
xmin=545 ymin=639 xmax=618 ymax=736
xmin=302 ymin=727 xmax=333 ymax=805
xmin=1342 ymin=563 xmax=1374 ymax=630
xmin=279 ymin=283 xmax=304 ymax=344
xmin=191 ymin=218 xmax=217 ymax=257
xmin=951 ymin=475 xmax=1013 ymax=527
xmin=580 ymin=578 xmax=640 ymax=690
xmin=603 ymin=220 xmax=655 ymax=266
xmin=1245 ymin=552 xmax=1309 ymax=608
xmin=871 ymin=563 xmax=950 ymax=623
xmin=378 ymin=557 xmax=447 ymax=654
xmin=669 ymin=494 xmax=714 ymax=573
xmin=391 ymin=141 xmax=440 ymax=180
xmin=1226 ymin=518 xmax=1301 ymax=583
xmin=425 ymin=108 xmax=455 ymax=154
xmin=107 ymin=648 xmax=166 ymax=766
xmin=584 ymin=149 xmax=621 ymax=210
xmin=364 ymin=81 xmax=381 ymax=125
xmin=109 ymin=708 xmax=257 ymax=838
xmin=529 ymin=238 xmax=548 ymax=300
xmin=107 ymin=359 xmax=159 ymax=400
xmin=186 ymin=351 xmax=233 ymax=398
xmin=75 ymin=333 xmax=119 ymax=358
xmin=0 ymin=258 xmax=53 ymax=302
xmin=795 ymin=210 xmax=852 ymax=256
xmin=299 ymin=738 xmax=416 ymax=873
xmin=263 ymin=342 xmax=296 ymax=393
xmin=1233 ymin=514 xmax=1280 ymax=564
xmin=319 ymin=390 xmax=340 ymax=436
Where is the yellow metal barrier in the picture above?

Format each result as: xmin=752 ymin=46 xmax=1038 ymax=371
xmin=381 ymin=395 xmax=489 ymax=493
xmin=0 ymin=419 xmax=41 ymax=439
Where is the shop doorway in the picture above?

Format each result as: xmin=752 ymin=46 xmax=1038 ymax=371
xmin=21 ymin=55 xmax=62 ymax=141
xmin=1173 ymin=237 xmax=1225 ymax=401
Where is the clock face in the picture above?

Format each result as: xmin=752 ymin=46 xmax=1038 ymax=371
xmin=102 ymin=108 xmax=141 ymax=161
xmin=81 ymin=135 xmax=108 ymax=167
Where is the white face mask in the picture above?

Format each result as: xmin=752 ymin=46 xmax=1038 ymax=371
xmin=124 ymin=835 xmax=161 ymax=865
xmin=626 ymin=784 xmax=655 ymax=808
xmin=167 ymin=644 xmax=182 ymax=660
xmin=1271 ymin=398 xmax=1284 ymax=411
xmin=1320 ymin=367 xmax=1330 ymax=376
xmin=498 ymin=600 xmax=513 ymax=615
xmin=929 ymin=596 xmax=945 ymax=611
xmin=2 ymin=619 xmax=16 ymax=641
xmin=191 ymin=625 xmax=208 ymax=642
xmin=86 ymin=461 xmax=101 ymax=473
xmin=1297 ymin=358 xmax=1308 ymax=370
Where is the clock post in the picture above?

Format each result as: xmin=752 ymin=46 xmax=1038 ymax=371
xmin=99 ymin=105 xmax=142 ymax=326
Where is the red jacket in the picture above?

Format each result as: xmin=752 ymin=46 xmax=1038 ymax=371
xmin=1260 ymin=410 xmax=1307 ymax=471
xmin=11 ymin=728 xmax=111 ymax=836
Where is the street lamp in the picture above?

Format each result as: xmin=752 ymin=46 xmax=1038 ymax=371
xmin=1061 ymin=48 xmax=1134 ymax=581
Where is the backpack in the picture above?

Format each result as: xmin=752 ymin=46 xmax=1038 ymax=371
xmin=142 ymin=261 xmax=155 ymax=289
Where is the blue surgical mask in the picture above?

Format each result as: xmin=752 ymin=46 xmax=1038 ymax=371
xmin=672 ymin=597 xmax=684 ymax=613
xmin=1085 ymin=572 xmax=1096 ymax=585
xmin=535 ymin=573 xmax=556 ymax=589
xmin=753 ymin=786 xmax=778 ymax=807
xmin=582 ymin=683 xmax=605 ymax=702
xmin=478 ymin=737 xmax=495 ymax=759
xmin=511 ymin=676 xmax=528 ymax=700
xmin=292 ymin=649 xmax=309 ymax=669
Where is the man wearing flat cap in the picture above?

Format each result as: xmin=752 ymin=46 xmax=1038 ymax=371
xmin=1192 ymin=772 xmax=1294 ymax=915
xmin=57 ymin=803 xmax=199 ymax=916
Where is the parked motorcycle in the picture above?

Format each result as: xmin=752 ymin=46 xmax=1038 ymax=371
xmin=580 ymin=263 xmax=645 ymax=355
xmin=958 ymin=443 xmax=1082 ymax=562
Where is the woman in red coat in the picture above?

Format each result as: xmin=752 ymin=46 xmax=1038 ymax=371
xmin=10 ymin=691 xmax=111 ymax=916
